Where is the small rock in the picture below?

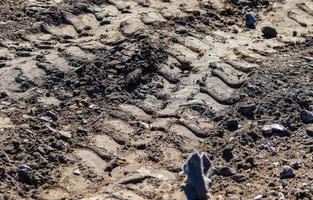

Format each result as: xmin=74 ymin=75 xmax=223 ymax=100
xmin=300 ymin=110 xmax=313 ymax=123
xmin=46 ymin=126 xmax=72 ymax=140
xmin=222 ymin=147 xmax=233 ymax=162
xmin=40 ymin=116 xmax=53 ymax=123
xmin=119 ymin=175 xmax=150 ymax=185
xmin=176 ymin=26 xmax=188 ymax=34
xmin=262 ymin=125 xmax=272 ymax=135
xmin=215 ymin=166 xmax=235 ymax=177
xmin=73 ymin=169 xmax=81 ymax=176
xmin=280 ymin=166 xmax=295 ymax=179
xmin=18 ymin=164 xmax=34 ymax=184
xmin=271 ymin=124 xmax=290 ymax=136
xmin=59 ymin=131 xmax=72 ymax=140
xmin=0 ymin=90 xmax=8 ymax=99
xmin=291 ymin=161 xmax=301 ymax=170
xmin=45 ymin=111 xmax=58 ymax=121
xmin=223 ymin=117 xmax=239 ymax=131
xmin=155 ymin=82 xmax=164 ymax=88
xmin=254 ymin=195 xmax=263 ymax=200
xmin=262 ymin=124 xmax=290 ymax=137
xmin=0 ymin=63 xmax=6 ymax=68
xmin=238 ymin=104 xmax=256 ymax=117
xmin=100 ymin=19 xmax=111 ymax=25
xmin=269 ymin=182 xmax=276 ymax=187
xmin=37 ymin=146 xmax=45 ymax=154
xmin=245 ymin=13 xmax=256 ymax=27
xmin=306 ymin=125 xmax=313 ymax=137
xmin=19 ymin=164 xmax=31 ymax=173
xmin=134 ymin=142 xmax=146 ymax=150
xmin=230 ymin=174 xmax=247 ymax=183
xmin=0 ymin=167 xmax=5 ymax=180
xmin=262 ymin=26 xmax=278 ymax=38
xmin=54 ymin=140 xmax=66 ymax=150
xmin=259 ymin=142 xmax=277 ymax=155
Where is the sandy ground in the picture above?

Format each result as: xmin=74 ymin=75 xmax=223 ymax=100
xmin=0 ymin=0 xmax=313 ymax=199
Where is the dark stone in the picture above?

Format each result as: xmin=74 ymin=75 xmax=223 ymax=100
xmin=246 ymin=156 xmax=256 ymax=166
xmin=222 ymin=148 xmax=233 ymax=162
xmin=18 ymin=165 xmax=37 ymax=185
xmin=238 ymin=104 xmax=256 ymax=118
xmin=0 ymin=90 xmax=8 ymax=99
xmin=223 ymin=117 xmax=239 ymax=131
xmin=230 ymin=174 xmax=247 ymax=183
xmin=247 ymin=131 xmax=262 ymax=141
xmin=215 ymin=166 xmax=235 ymax=177
xmin=245 ymin=13 xmax=256 ymax=28
xmin=291 ymin=161 xmax=301 ymax=170
xmin=306 ymin=126 xmax=313 ymax=137
xmin=45 ymin=111 xmax=58 ymax=121
xmin=100 ymin=19 xmax=111 ymax=25
xmin=0 ymin=167 xmax=5 ymax=180
xmin=300 ymin=110 xmax=313 ymax=123
xmin=134 ymin=143 xmax=146 ymax=150
xmin=54 ymin=141 xmax=66 ymax=150
xmin=262 ymin=26 xmax=278 ymax=38
xmin=280 ymin=166 xmax=295 ymax=179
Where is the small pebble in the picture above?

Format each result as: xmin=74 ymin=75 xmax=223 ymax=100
xmin=262 ymin=124 xmax=290 ymax=137
xmin=215 ymin=166 xmax=235 ymax=177
xmin=280 ymin=166 xmax=295 ymax=179
xmin=223 ymin=117 xmax=239 ymax=131
xmin=300 ymin=110 xmax=313 ymax=123
xmin=238 ymin=104 xmax=256 ymax=117
xmin=73 ymin=169 xmax=81 ymax=176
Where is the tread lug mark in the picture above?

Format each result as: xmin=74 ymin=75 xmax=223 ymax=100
xmin=62 ymin=11 xmax=88 ymax=33
xmin=120 ymin=19 xmax=145 ymax=37
xmin=62 ymin=46 xmax=96 ymax=60
xmin=141 ymin=12 xmax=166 ymax=25
xmin=211 ymin=69 xmax=246 ymax=89
xmin=160 ymin=7 xmax=186 ymax=20
xmin=97 ymin=5 xmax=120 ymax=19
xmin=107 ymin=0 xmax=132 ymax=12
xmin=224 ymin=60 xmax=255 ymax=73
xmin=199 ymin=86 xmax=238 ymax=105
xmin=41 ymin=23 xmax=76 ymax=39
xmin=158 ymin=67 xmax=180 ymax=84
xmin=177 ymin=118 xmax=209 ymax=138
xmin=165 ymin=49 xmax=193 ymax=70
xmin=78 ymin=41 xmax=107 ymax=51
xmin=172 ymin=36 xmax=204 ymax=55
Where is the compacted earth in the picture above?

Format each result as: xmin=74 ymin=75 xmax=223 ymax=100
xmin=0 ymin=0 xmax=313 ymax=199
